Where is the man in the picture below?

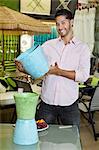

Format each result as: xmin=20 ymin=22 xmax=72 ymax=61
xmin=15 ymin=9 xmax=90 ymax=129
xmin=36 ymin=9 xmax=90 ymax=129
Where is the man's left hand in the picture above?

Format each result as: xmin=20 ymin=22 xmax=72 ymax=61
xmin=47 ymin=62 xmax=61 ymax=76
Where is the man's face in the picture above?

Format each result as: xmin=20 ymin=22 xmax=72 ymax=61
xmin=55 ymin=15 xmax=72 ymax=37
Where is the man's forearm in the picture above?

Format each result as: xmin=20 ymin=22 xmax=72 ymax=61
xmin=48 ymin=63 xmax=76 ymax=80
xmin=58 ymin=69 xmax=76 ymax=80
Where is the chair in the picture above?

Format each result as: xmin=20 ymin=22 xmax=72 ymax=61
xmin=0 ymin=91 xmax=17 ymax=123
xmin=12 ymin=78 xmax=33 ymax=92
xmin=78 ymin=84 xmax=99 ymax=141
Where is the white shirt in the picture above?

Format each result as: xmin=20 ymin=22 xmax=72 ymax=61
xmin=41 ymin=37 xmax=90 ymax=106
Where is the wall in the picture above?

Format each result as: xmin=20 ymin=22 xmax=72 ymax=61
xmin=0 ymin=0 xmax=19 ymax=11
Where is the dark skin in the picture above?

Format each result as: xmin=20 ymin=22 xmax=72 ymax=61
xmin=15 ymin=60 xmax=25 ymax=73
xmin=47 ymin=62 xmax=75 ymax=80
xmin=15 ymin=60 xmax=75 ymax=80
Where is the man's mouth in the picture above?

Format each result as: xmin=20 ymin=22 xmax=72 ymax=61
xmin=60 ymin=30 xmax=64 ymax=34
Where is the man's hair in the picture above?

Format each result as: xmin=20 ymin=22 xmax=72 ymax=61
xmin=55 ymin=9 xmax=73 ymax=20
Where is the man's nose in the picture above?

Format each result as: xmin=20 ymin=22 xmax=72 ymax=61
xmin=58 ymin=24 xmax=63 ymax=30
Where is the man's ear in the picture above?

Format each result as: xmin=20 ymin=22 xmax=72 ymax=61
xmin=70 ymin=19 xmax=74 ymax=27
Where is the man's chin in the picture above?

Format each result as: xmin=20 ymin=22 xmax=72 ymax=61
xmin=60 ymin=34 xmax=65 ymax=38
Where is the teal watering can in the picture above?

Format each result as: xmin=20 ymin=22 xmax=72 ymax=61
xmin=16 ymin=45 xmax=49 ymax=79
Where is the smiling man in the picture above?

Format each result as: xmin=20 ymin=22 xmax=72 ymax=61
xmin=15 ymin=9 xmax=90 ymax=130
xmin=37 ymin=9 xmax=90 ymax=130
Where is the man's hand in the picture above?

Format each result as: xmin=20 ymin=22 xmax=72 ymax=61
xmin=15 ymin=60 xmax=25 ymax=73
xmin=47 ymin=62 xmax=75 ymax=80
xmin=47 ymin=62 xmax=61 ymax=76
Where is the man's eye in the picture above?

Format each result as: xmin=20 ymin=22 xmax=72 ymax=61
xmin=56 ymin=23 xmax=59 ymax=27
xmin=56 ymin=22 xmax=64 ymax=26
xmin=56 ymin=23 xmax=59 ymax=26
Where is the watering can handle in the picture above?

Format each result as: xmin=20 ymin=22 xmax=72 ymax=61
xmin=33 ymin=45 xmax=39 ymax=51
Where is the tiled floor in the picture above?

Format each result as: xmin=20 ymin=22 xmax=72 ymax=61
xmin=80 ymin=112 xmax=99 ymax=150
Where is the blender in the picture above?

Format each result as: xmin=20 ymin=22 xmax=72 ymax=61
xmin=13 ymin=92 xmax=39 ymax=145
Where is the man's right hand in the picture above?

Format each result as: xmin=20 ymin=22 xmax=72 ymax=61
xmin=15 ymin=60 xmax=25 ymax=73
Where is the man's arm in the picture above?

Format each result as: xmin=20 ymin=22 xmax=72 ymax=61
xmin=47 ymin=62 xmax=75 ymax=80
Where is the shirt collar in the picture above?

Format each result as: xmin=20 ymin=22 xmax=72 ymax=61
xmin=58 ymin=36 xmax=76 ymax=45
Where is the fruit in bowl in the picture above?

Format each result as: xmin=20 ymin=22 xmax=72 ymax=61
xmin=36 ymin=119 xmax=48 ymax=131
